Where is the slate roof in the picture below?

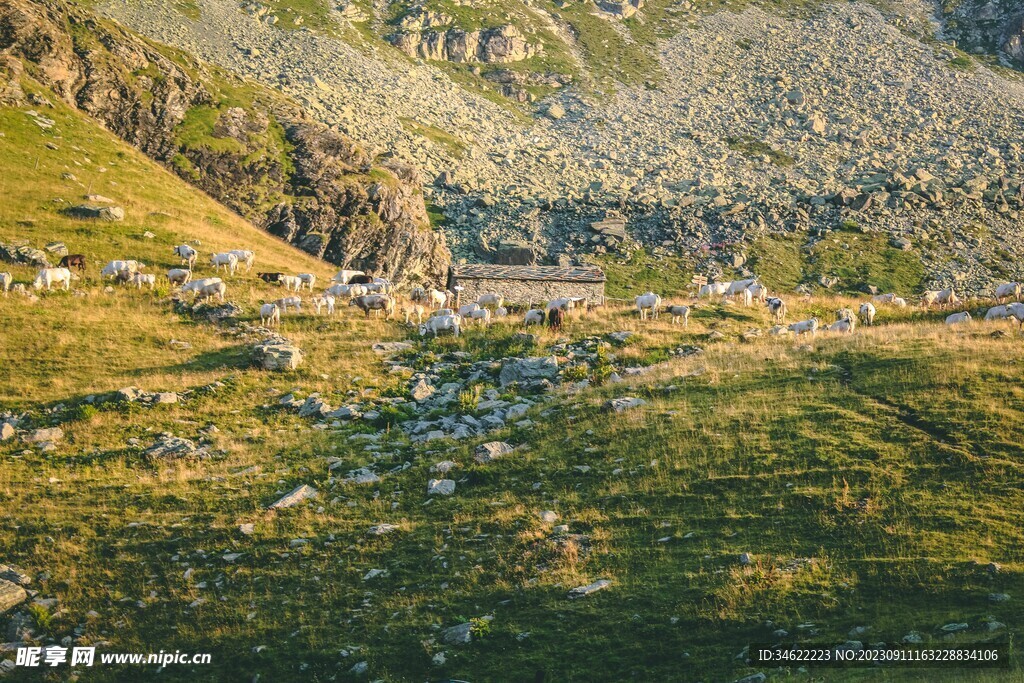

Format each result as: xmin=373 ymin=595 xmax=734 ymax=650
xmin=449 ymin=264 xmax=606 ymax=283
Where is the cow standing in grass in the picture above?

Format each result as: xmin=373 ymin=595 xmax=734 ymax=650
xmin=548 ymin=307 xmax=565 ymax=331
xmin=59 ymin=254 xmax=86 ymax=272
xmin=767 ymin=297 xmax=787 ymax=324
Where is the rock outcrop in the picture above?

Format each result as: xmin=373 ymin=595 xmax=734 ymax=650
xmin=0 ymin=0 xmax=449 ymax=283
xmin=388 ymin=25 xmax=540 ymax=63
xmin=937 ymin=0 xmax=1024 ymax=68
xmin=595 ymin=0 xmax=644 ymax=19
xmin=252 ymin=336 xmax=303 ymax=371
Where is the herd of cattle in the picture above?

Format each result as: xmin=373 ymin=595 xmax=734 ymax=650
xmin=3 ymin=246 xmax=1024 ymax=338
xmin=681 ymin=277 xmax=1024 ymax=335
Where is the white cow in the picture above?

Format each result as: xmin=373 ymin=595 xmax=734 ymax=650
xmin=311 ymin=295 xmax=336 ymax=316
xmin=699 ymin=282 xmax=730 ymax=298
xmin=33 ymin=267 xmax=72 ymax=291
xmin=635 ymin=292 xmax=662 ymax=320
xmin=739 ymin=288 xmax=753 ymax=307
xmin=260 ymin=303 xmax=280 ymax=327
xmin=432 ymin=308 xmax=455 ymax=318
xmin=181 ymin=277 xmax=222 ymax=296
xmin=467 ymin=308 xmax=492 ymax=326
xmin=788 ymin=317 xmax=819 ymax=336
xmin=922 ymin=288 xmax=959 ymax=309
xmin=0 ymin=272 xmax=11 ymax=295
xmin=494 ymin=307 xmax=508 ymax=318
xmin=985 ymin=305 xmax=1010 ymax=321
xmin=872 ymin=292 xmax=896 ymax=304
xmin=747 ymin=283 xmax=769 ymax=303
xmin=229 ymin=250 xmax=256 ymax=272
xmin=173 ymin=245 xmax=197 ymax=269
xmin=666 ymin=305 xmax=690 ymax=326
xmin=945 ymin=311 xmax=971 ymax=325
xmin=275 ymin=296 xmax=302 ymax=312
xmin=131 ymin=272 xmax=156 ymax=290
xmin=1007 ymin=303 xmax=1024 ymax=329
xmin=477 ymin=292 xmax=504 ymax=309
xmin=326 ymin=283 xmax=363 ymax=299
xmin=767 ymin=297 xmax=787 ymax=324
xmin=546 ymin=297 xmax=576 ymax=312
xmin=101 ymin=260 xmax=142 ymax=279
xmin=211 ymin=252 xmax=238 ymax=275
xmin=828 ymin=318 xmax=855 ymax=334
xmin=458 ymin=302 xmax=481 ymax=317
xmin=859 ymin=302 xmax=876 ymax=326
xmin=411 ymin=288 xmax=444 ymax=307
xmin=167 ymin=268 xmax=192 ymax=286
xmin=524 ymin=309 xmax=545 ymax=326
xmin=279 ymin=275 xmax=302 ymax=292
xmin=297 ymin=273 xmax=317 ymax=291
xmin=726 ymin=278 xmax=758 ymax=296
xmin=402 ymin=302 xmax=426 ymax=324
xmin=892 ymin=297 xmax=908 ymax=308
xmin=332 ymin=269 xmax=365 ymax=284
xmin=419 ymin=314 xmax=461 ymax=338
xmin=995 ymin=282 xmax=1021 ymax=303
xmin=413 ymin=288 xmax=446 ymax=307
xmin=198 ymin=281 xmax=226 ymax=302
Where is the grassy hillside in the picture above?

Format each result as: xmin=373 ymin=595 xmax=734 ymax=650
xmin=1 ymin=74 xmax=1022 ymax=683
xmin=0 ymin=84 xmax=335 ymax=402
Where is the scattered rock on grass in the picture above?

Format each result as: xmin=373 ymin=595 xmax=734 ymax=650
xmin=474 ymin=441 xmax=514 ymax=464
xmin=605 ymin=397 xmax=646 ymax=413
xmin=268 ymin=484 xmax=318 ymax=510
xmin=568 ymin=579 xmax=611 ymax=599
xmin=427 ymin=479 xmax=456 ymax=496
xmin=442 ymin=622 xmax=473 ymax=645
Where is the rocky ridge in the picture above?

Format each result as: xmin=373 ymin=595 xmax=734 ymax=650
xmin=95 ymin=0 xmax=1024 ymax=290
xmin=0 ymin=0 xmax=449 ymax=283
xmin=388 ymin=24 xmax=541 ymax=63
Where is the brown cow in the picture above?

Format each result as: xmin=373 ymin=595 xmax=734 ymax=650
xmin=348 ymin=274 xmax=374 ymax=285
xmin=59 ymin=254 xmax=85 ymax=272
xmin=547 ymin=307 xmax=565 ymax=331
xmin=257 ymin=272 xmax=283 ymax=284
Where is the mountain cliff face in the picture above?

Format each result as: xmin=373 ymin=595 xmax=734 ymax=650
xmin=0 ymin=0 xmax=450 ymax=283
xmin=937 ymin=0 xmax=1024 ymax=66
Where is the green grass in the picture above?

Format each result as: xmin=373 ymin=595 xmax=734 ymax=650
xmin=263 ymin=0 xmax=338 ymax=32
xmin=596 ymin=250 xmax=699 ymax=299
xmin=950 ymin=54 xmax=973 ymax=70
xmin=399 ymin=117 xmax=468 ymax=158
xmin=3 ymin=285 xmax=1024 ymax=681
xmin=747 ymin=233 xmax=806 ymax=290
xmin=727 ymin=135 xmax=798 ymax=167
xmin=744 ymin=227 xmax=927 ymax=295
xmin=171 ymin=0 xmax=201 ymax=20
xmin=807 ymin=229 xmax=927 ymax=294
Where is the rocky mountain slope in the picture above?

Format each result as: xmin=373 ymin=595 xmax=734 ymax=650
xmin=97 ymin=0 xmax=1024 ymax=293
xmin=0 ymin=0 xmax=450 ymax=282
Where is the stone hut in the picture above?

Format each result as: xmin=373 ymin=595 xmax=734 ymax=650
xmin=446 ymin=264 xmax=606 ymax=305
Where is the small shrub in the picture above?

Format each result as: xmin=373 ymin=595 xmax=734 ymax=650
xmin=590 ymin=344 xmax=614 ymax=386
xmin=70 ymin=403 xmax=99 ymax=423
xmin=562 ymin=364 xmax=589 ymax=383
xmin=469 ymin=617 xmax=492 ymax=639
xmin=458 ymin=385 xmax=482 ymax=413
